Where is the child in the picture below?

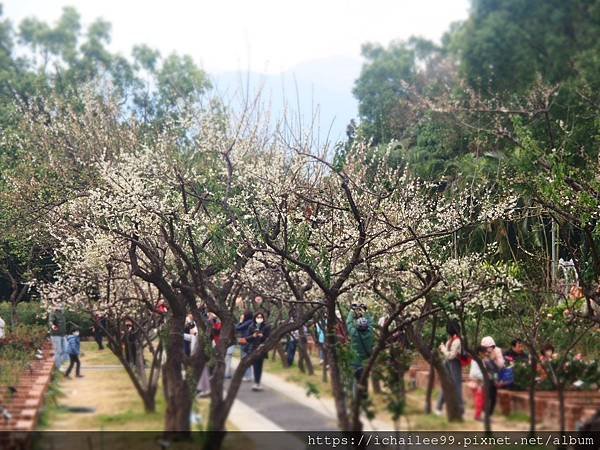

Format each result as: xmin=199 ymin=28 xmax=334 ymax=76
xmin=468 ymin=346 xmax=488 ymax=421
xmin=65 ymin=328 xmax=83 ymax=378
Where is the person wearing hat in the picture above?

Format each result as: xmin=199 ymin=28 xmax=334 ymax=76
xmin=347 ymin=304 xmax=374 ymax=400
xmin=480 ymin=336 xmax=504 ymax=416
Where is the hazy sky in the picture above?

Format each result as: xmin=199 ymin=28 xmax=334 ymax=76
xmin=3 ymin=0 xmax=470 ymax=74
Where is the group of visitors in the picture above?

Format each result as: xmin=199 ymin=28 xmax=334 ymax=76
xmin=183 ymin=297 xmax=272 ymax=395
xmin=433 ymin=319 xmax=566 ymax=422
xmin=49 ymin=306 xmax=83 ymax=378
xmin=46 ymin=296 xmax=567 ymax=423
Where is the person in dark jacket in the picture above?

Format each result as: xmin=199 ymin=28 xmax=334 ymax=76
xmin=235 ymin=310 xmax=254 ymax=381
xmin=246 ymin=311 xmax=271 ymax=391
xmin=504 ymin=338 xmax=528 ymax=363
xmin=93 ymin=314 xmax=107 ymax=350
xmin=347 ymin=306 xmax=374 ymax=399
xmin=65 ymin=329 xmax=83 ymax=378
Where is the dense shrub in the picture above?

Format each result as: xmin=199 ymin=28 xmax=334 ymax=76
xmin=0 ymin=324 xmax=48 ymax=386
xmin=511 ymin=357 xmax=600 ymax=391
xmin=0 ymin=301 xmax=94 ymax=336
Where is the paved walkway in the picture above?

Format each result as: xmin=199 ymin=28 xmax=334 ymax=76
xmin=227 ymin=358 xmax=393 ymax=432
xmin=228 ymin=376 xmax=338 ymax=431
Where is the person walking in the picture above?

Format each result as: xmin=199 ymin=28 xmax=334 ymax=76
xmin=246 ymin=311 xmax=271 ymax=391
xmin=347 ymin=304 xmax=374 ymax=400
xmin=236 ymin=310 xmax=254 ymax=381
xmin=65 ymin=328 xmax=83 ymax=378
xmin=435 ymin=320 xmax=464 ymax=417
xmin=49 ymin=306 xmax=68 ymax=369
xmin=480 ymin=336 xmax=504 ymax=417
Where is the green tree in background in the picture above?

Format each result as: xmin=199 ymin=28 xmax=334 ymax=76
xmin=0 ymin=4 xmax=211 ymax=307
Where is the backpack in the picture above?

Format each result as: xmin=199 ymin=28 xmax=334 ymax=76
xmin=497 ymin=366 xmax=515 ymax=386
xmin=356 ymin=317 xmax=369 ymax=332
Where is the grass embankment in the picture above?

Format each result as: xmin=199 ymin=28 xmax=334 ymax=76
xmin=39 ymin=341 xmax=253 ymax=450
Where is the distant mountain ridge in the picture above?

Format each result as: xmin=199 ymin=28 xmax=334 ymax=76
xmin=211 ymin=55 xmax=362 ymax=144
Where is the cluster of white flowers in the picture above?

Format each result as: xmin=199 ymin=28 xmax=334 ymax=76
xmin=33 ymin=99 xmax=521 ymax=330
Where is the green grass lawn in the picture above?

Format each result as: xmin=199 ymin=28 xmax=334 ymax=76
xmin=39 ymin=341 xmax=247 ymax=443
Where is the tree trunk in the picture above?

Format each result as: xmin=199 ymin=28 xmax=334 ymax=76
xmin=326 ymin=307 xmax=350 ymax=431
xmin=8 ymin=278 xmax=26 ymax=327
xmin=298 ymin=330 xmax=314 ymax=375
xmin=162 ymin=331 xmax=193 ymax=438
xmin=528 ymin=358 xmax=537 ymax=435
xmin=202 ymin=432 xmax=226 ymax=450
xmin=425 ymin=363 xmax=435 ymax=414
xmin=372 ymin=371 xmax=382 ymax=394
xmin=142 ymin=391 xmax=156 ymax=413
xmin=276 ymin=341 xmax=288 ymax=367
xmin=388 ymin=345 xmax=408 ymax=429
xmin=558 ymin=385 xmax=566 ymax=435
xmin=425 ymin=314 xmax=438 ymax=414
xmin=431 ymin=359 xmax=462 ymax=421
xmin=106 ymin=333 xmax=161 ymax=414
xmin=298 ymin=349 xmax=305 ymax=373
xmin=482 ymin=373 xmax=492 ymax=434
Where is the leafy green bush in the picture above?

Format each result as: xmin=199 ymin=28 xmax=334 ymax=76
xmin=0 ymin=302 xmax=94 ymax=336
xmin=0 ymin=324 xmax=48 ymax=387
xmin=512 ymin=356 xmax=600 ymax=391
xmin=0 ymin=301 xmax=47 ymax=327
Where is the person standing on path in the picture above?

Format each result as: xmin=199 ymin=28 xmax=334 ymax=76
xmin=347 ymin=305 xmax=374 ymax=400
xmin=236 ymin=310 xmax=255 ymax=381
xmin=65 ymin=328 xmax=83 ymax=378
xmin=49 ymin=306 xmax=68 ymax=369
xmin=435 ymin=320 xmax=464 ymax=417
xmin=246 ymin=311 xmax=271 ymax=391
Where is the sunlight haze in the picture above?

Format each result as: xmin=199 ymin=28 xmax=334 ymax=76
xmin=3 ymin=0 xmax=469 ymax=74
